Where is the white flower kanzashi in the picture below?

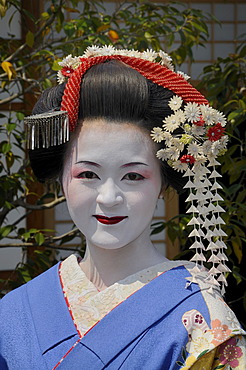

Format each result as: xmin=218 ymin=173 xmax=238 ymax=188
xmin=162 ymin=131 xmax=173 ymax=145
xmin=162 ymin=110 xmax=185 ymax=132
xmin=202 ymin=140 xmax=213 ymax=155
xmin=150 ymin=127 xmax=164 ymax=143
xmin=177 ymin=70 xmax=190 ymax=81
xmin=184 ymin=102 xmax=201 ymax=123
xmin=156 ymin=149 xmax=169 ymax=161
xmin=200 ymin=105 xmax=217 ymax=125
xmin=214 ymin=111 xmax=227 ymax=127
xmin=57 ymin=55 xmax=81 ymax=83
xmin=219 ymin=135 xmax=229 ymax=148
xmin=187 ymin=143 xmax=203 ymax=158
xmin=162 ymin=114 xmax=180 ymax=132
xmin=57 ymin=71 xmax=64 ymax=84
xmin=211 ymin=136 xmax=228 ymax=156
xmin=191 ymin=125 xmax=205 ymax=136
xmin=168 ymin=95 xmax=183 ymax=111
xmin=158 ymin=50 xmax=174 ymax=70
xmin=172 ymin=160 xmax=189 ymax=172
xmin=58 ymin=54 xmax=81 ymax=68
xmin=166 ymin=146 xmax=180 ymax=161
xmin=141 ymin=49 xmax=158 ymax=61
xmin=82 ymin=45 xmax=101 ymax=58
xmin=192 ymin=156 xmax=207 ymax=168
xmin=100 ymin=45 xmax=116 ymax=54
xmin=147 ymin=66 xmax=229 ymax=295
xmin=171 ymin=137 xmax=185 ymax=151
xmin=175 ymin=110 xmax=186 ymax=124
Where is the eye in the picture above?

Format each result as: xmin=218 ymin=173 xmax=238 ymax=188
xmin=77 ymin=171 xmax=99 ymax=180
xmin=122 ymin=173 xmax=145 ymax=181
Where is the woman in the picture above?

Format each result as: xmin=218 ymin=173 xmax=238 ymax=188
xmin=0 ymin=46 xmax=245 ymax=369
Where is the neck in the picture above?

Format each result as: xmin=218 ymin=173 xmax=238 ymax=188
xmin=79 ymin=228 xmax=168 ymax=291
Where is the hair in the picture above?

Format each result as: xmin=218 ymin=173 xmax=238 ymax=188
xmin=29 ymin=60 xmax=186 ymax=193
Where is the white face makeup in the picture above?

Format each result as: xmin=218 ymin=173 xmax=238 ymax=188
xmin=62 ymin=120 xmax=162 ymax=251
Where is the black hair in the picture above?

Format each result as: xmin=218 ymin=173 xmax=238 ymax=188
xmin=29 ymin=60 xmax=186 ymax=192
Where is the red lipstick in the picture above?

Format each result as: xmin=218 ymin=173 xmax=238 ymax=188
xmin=93 ymin=215 xmax=127 ymax=225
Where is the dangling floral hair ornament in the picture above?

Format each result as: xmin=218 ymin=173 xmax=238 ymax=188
xmin=24 ymin=45 xmax=229 ymax=295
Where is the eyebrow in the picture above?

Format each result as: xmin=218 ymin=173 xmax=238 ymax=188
xmin=121 ymin=162 xmax=148 ymax=168
xmin=75 ymin=161 xmax=148 ymax=168
xmin=75 ymin=161 xmax=100 ymax=167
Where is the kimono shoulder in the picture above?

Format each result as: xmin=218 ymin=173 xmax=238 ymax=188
xmin=0 ymin=263 xmax=79 ymax=370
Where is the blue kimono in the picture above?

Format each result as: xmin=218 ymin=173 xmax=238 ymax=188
xmin=0 ymin=256 xmax=245 ymax=369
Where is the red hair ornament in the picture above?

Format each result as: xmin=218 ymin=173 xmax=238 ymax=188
xmin=61 ymin=55 xmax=208 ymax=131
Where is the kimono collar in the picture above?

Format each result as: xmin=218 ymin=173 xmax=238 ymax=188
xmin=26 ymin=263 xmax=79 ymax=355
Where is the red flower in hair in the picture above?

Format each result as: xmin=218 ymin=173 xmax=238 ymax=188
xmin=180 ymin=155 xmax=195 ymax=164
xmin=61 ymin=66 xmax=74 ymax=77
xmin=207 ymin=123 xmax=225 ymax=141
xmin=194 ymin=116 xmax=205 ymax=127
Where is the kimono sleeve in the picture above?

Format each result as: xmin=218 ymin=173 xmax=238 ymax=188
xmin=180 ymin=335 xmax=246 ymax=369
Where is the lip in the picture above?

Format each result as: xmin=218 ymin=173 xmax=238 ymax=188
xmin=93 ymin=215 xmax=128 ymax=225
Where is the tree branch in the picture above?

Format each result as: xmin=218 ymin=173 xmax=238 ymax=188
xmin=0 ymin=242 xmax=80 ymax=251
xmin=5 ymin=0 xmax=63 ymax=64
xmin=0 ymin=80 xmax=39 ymax=105
xmin=13 ymin=195 xmax=66 ymax=210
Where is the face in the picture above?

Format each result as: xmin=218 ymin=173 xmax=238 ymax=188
xmin=62 ymin=119 xmax=162 ymax=250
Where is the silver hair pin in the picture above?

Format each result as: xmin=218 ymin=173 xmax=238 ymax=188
xmin=24 ymin=111 xmax=69 ymax=150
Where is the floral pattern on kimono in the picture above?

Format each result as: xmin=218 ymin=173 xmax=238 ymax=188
xmin=178 ymin=309 xmax=246 ymax=369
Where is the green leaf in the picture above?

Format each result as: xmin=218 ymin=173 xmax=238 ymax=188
xmin=32 ymin=50 xmax=54 ymax=57
xmin=0 ymin=225 xmax=13 ymax=238
xmin=25 ymin=31 xmax=34 ymax=48
xmin=42 ymin=78 xmax=52 ymax=89
xmin=16 ymin=112 xmax=25 ymax=121
xmin=151 ymin=222 xmax=165 ymax=235
xmin=64 ymin=23 xmax=76 ymax=38
xmin=29 ymin=228 xmax=39 ymax=234
xmin=6 ymin=123 xmax=16 ymax=133
xmin=232 ymin=267 xmax=243 ymax=284
xmin=4 ymin=201 xmax=14 ymax=210
xmin=197 ymin=349 xmax=209 ymax=359
xmin=231 ymin=237 xmax=243 ymax=263
xmin=228 ymin=110 xmax=244 ymax=121
xmin=52 ymin=59 xmax=62 ymax=71
xmin=35 ymin=233 xmax=45 ymax=246
xmin=6 ymin=151 xmax=14 ymax=168
xmin=191 ymin=20 xmax=208 ymax=35
xmin=41 ymin=12 xmax=50 ymax=21
xmin=1 ymin=141 xmax=11 ymax=154
xmin=18 ymin=269 xmax=32 ymax=283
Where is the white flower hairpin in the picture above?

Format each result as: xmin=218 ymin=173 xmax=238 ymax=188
xmin=151 ymin=96 xmax=229 ymax=295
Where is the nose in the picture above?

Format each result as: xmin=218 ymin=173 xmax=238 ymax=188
xmin=96 ymin=179 xmax=123 ymax=207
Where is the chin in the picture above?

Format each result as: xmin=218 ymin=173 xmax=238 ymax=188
xmin=88 ymin=234 xmax=128 ymax=250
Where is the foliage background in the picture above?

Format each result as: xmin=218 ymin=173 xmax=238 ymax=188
xmin=0 ymin=0 xmax=245 ymax=327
